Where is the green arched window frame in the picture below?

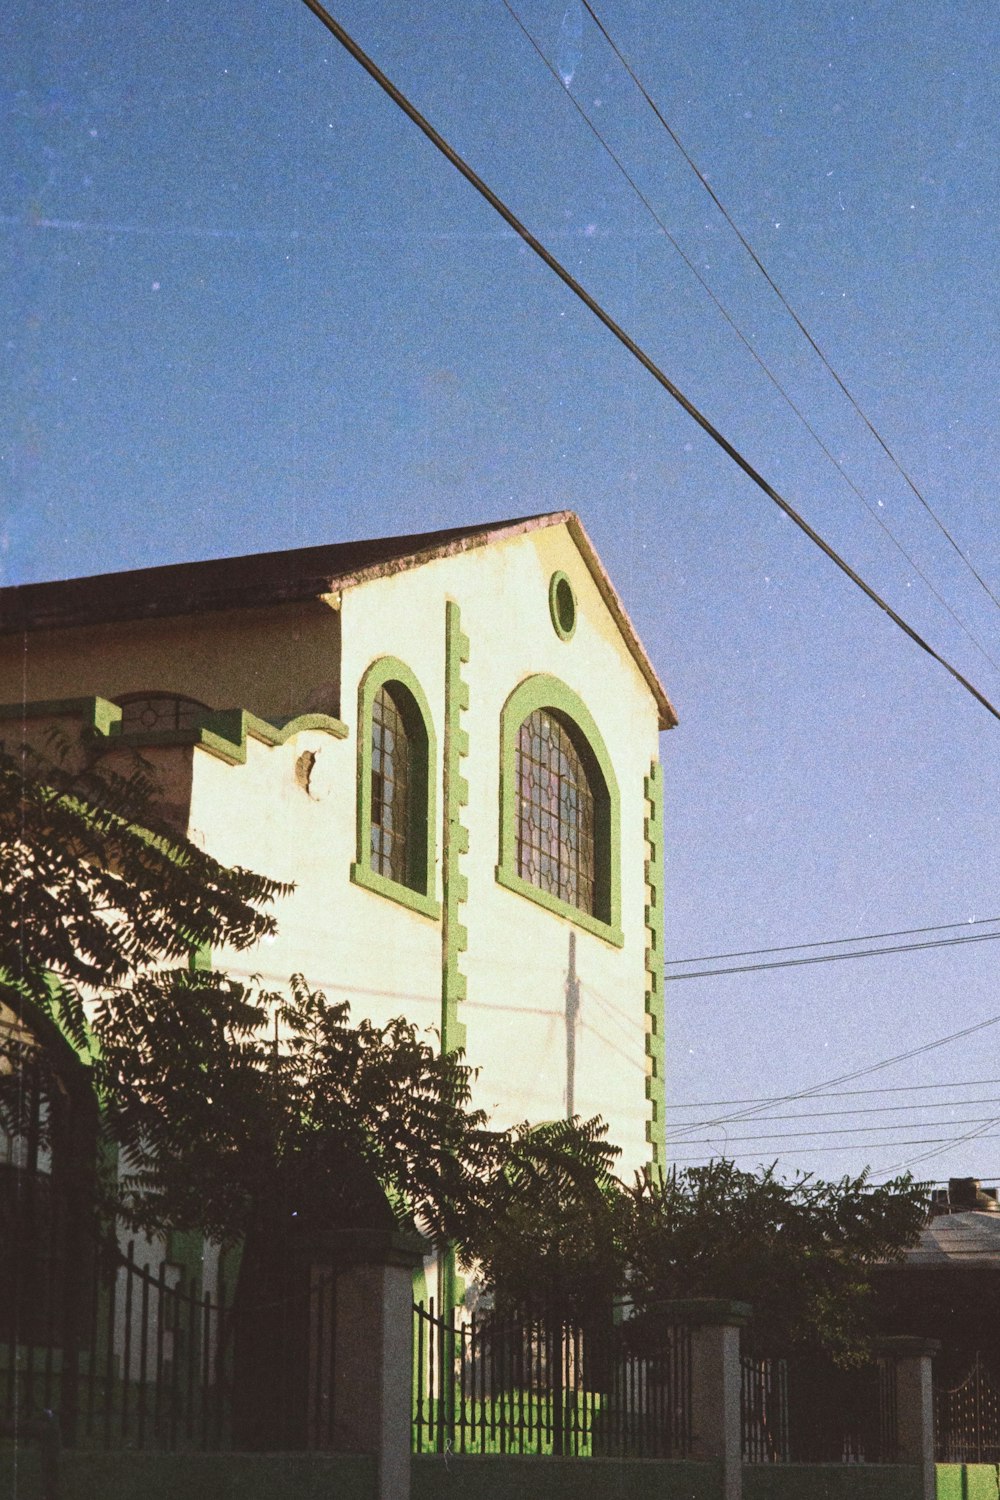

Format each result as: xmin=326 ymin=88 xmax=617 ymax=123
xmin=351 ymin=656 xmax=440 ymax=920
xmin=497 ymin=674 xmax=623 ymax=947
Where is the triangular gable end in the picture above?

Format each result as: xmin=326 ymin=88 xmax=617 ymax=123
xmin=0 ymin=511 xmax=675 ymax=730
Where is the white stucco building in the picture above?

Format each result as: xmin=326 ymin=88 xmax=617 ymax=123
xmin=0 ymin=512 xmax=675 ymax=1174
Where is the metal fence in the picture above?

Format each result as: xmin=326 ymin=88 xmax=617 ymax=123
xmin=3 ymin=1234 xmax=343 ymax=1453
xmin=2 ymin=1237 xmax=231 ymax=1450
xmin=935 ymin=1354 xmax=1000 ymax=1464
xmin=412 ymin=1300 xmax=691 ymax=1458
xmin=741 ymin=1341 xmax=898 ymax=1463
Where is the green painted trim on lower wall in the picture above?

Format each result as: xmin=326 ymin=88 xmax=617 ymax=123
xmin=743 ymin=1463 xmax=926 ymax=1500
xmin=937 ymin=1464 xmax=1000 ymax=1500
xmin=0 ymin=697 xmax=348 ymax=765
xmin=441 ymin=600 xmax=470 ymax=1056
xmin=643 ymin=760 xmax=666 ymax=1169
xmin=496 ymin=673 xmax=623 ymax=947
xmin=0 ymin=1451 xmax=376 ymax=1500
xmin=413 ymin=1454 xmax=723 ymax=1500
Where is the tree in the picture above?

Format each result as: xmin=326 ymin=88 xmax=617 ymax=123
xmin=94 ymin=969 xmax=500 ymax=1245
xmin=619 ymin=1159 xmax=928 ymax=1362
xmin=0 ymin=733 xmax=285 ymax=1044
xmin=1 ymin=732 xmax=927 ymax=1374
xmin=0 ymin=733 xmax=535 ymax=1443
xmin=457 ymin=1116 xmax=621 ymax=1320
xmin=0 ymin=734 xmax=602 ymax=1267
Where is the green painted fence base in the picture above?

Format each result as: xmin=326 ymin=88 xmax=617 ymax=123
xmin=413 ymin=1454 xmax=723 ymax=1499
xmin=937 ymin=1465 xmax=1000 ymax=1500
xmin=0 ymin=1448 xmax=376 ymax=1500
xmin=743 ymin=1464 xmax=927 ymax=1500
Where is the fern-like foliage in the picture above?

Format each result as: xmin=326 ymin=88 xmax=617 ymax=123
xmin=0 ymin=735 xmax=288 ymax=1039
xmin=95 ymin=970 xmax=503 ymax=1247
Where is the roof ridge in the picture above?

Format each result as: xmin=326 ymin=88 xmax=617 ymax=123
xmin=0 ymin=509 xmax=676 ymax=730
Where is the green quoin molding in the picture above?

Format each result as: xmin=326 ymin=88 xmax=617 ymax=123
xmin=0 ymin=696 xmax=348 ymax=764
xmin=644 ymin=760 xmax=666 ymax=1168
xmin=496 ymin=674 xmax=624 ymax=948
xmin=441 ymin=601 xmax=469 ymax=1055
xmin=350 ymin=656 xmax=441 ymax=921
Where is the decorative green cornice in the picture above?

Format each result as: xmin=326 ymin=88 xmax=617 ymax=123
xmin=644 ymin=761 xmax=666 ymax=1168
xmin=441 ymin=602 xmax=470 ymax=1055
xmin=496 ymin=674 xmax=623 ymax=948
xmin=351 ymin=657 xmax=440 ymax=921
xmin=0 ymin=697 xmax=348 ymax=765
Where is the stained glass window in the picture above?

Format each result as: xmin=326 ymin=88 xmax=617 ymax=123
xmin=515 ymin=708 xmax=596 ymax=915
xmin=370 ymin=683 xmax=413 ymax=886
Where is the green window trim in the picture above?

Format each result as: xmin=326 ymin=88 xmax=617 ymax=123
xmin=351 ymin=656 xmax=441 ymax=922
xmin=497 ymin=674 xmax=623 ymax=948
xmin=548 ymin=570 xmax=577 ymax=641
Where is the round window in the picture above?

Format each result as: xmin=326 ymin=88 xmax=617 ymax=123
xmin=549 ymin=571 xmax=577 ymax=641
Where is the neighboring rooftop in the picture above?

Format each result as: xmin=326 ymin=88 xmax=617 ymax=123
xmin=902 ymin=1212 xmax=1000 ymax=1268
xmin=0 ymin=511 xmax=677 ymax=729
xmin=893 ymin=1180 xmax=1000 ymax=1269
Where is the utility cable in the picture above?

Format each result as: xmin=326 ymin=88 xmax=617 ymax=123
xmin=579 ymin=0 xmax=1000 ymax=620
xmin=299 ymin=0 xmax=1000 ymax=725
xmin=671 ymin=1096 xmax=1000 ymax=1125
xmin=665 ymin=1115 xmax=1000 ymax=1147
xmin=878 ymin=1112 xmax=1000 ymax=1176
xmin=667 ymin=1077 xmax=1000 ymax=1110
xmin=665 ymin=1011 xmax=1000 ymax=1141
xmin=500 ymin=0 xmax=1000 ymax=676
xmin=668 ymin=913 xmax=1000 ymax=967
xmin=667 ymin=927 xmax=1000 ymax=982
xmin=669 ymin=1135 xmax=1000 ymax=1163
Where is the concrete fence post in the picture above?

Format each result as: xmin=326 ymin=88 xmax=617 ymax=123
xmin=318 ymin=1228 xmax=428 ymax=1500
xmin=878 ymin=1335 xmax=941 ymax=1500
xmin=653 ymin=1298 xmax=752 ymax=1500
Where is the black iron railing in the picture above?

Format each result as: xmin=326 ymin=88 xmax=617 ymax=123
xmin=935 ymin=1354 xmax=1000 ymax=1464
xmin=412 ymin=1300 xmax=691 ymax=1458
xmin=2 ymin=1237 xmax=231 ymax=1451
xmin=741 ymin=1340 xmax=898 ymax=1463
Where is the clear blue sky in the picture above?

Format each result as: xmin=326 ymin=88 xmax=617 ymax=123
xmin=5 ymin=0 xmax=1000 ymax=1185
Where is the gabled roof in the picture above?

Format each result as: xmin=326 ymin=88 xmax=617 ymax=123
xmin=0 ymin=511 xmax=676 ymax=729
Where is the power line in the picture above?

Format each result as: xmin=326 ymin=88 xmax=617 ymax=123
xmin=667 ymin=1077 xmax=1000 ymax=1110
xmin=578 ymin=0 xmax=1000 ymax=622
xmin=878 ymin=1112 xmax=1000 ymax=1176
xmin=299 ymin=0 xmax=1000 ymax=726
xmin=668 ymin=1115 xmax=1000 ymax=1147
xmin=668 ymin=914 xmax=1000 ymax=967
xmin=666 ymin=1077 xmax=1000 ymax=1109
xmin=671 ymin=1096 xmax=1000 ymax=1125
xmin=665 ymin=1012 xmax=1000 ymax=1141
xmin=667 ymin=928 xmax=1000 ymax=982
xmin=499 ymin=0 xmax=1000 ymax=677
xmin=669 ymin=1136 xmax=996 ymax=1163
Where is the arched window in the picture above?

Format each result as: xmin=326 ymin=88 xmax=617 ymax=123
xmin=516 ymin=709 xmax=596 ymax=914
xmin=498 ymin=675 xmax=622 ymax=946
xmin=370 ymin=682 xmax=415 ymax=885
xmin=351 ymin=658 xmax=439 ymax=919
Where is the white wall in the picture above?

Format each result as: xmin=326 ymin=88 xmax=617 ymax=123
xmin=187 ymin=522 xmax=663 ymax=1176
